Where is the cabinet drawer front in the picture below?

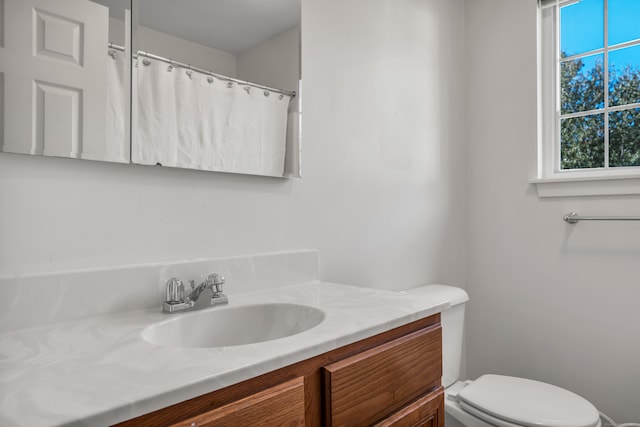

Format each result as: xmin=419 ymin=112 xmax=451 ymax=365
xmin=323 ymin=324 xmax=442 ymax=426
xmin=374 ymin=387 xmax=444 ymax=427
xmin=169 ymin=377 xmax=305 ymax=427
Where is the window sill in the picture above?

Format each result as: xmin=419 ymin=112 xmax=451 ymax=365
xmin=531 ymin=174 xmax=640 ymax=197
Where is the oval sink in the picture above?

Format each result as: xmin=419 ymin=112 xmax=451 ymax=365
xmin=142 ymin=303 xmax=325 ymax=348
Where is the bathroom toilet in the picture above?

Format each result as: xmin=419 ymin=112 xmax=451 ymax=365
xmin=404 ymin=285 xmax=601 ymax=427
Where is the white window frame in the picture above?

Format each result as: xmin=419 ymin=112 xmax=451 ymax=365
xmin=534 ymin=0 xmax=640 ymax=197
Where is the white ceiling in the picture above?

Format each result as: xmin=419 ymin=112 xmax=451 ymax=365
xmin=93 ymin=0 xmax=300 ymax=54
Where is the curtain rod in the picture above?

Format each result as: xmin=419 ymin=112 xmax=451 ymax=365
xmin=136 ymin=50 xmax=297 ymax=98
xmin=108 ymin=42 xmax=125 ymax=51
xmin=563 ymin=212 xmax=640 ymax=224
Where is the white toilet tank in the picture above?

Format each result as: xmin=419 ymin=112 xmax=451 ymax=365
xmin=404 ymin=284 xmax=469 ymax=388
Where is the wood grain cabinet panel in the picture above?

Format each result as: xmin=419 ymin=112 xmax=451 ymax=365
xmin=168 ymin=376 xmax=305 ymax=427
xmin=374 ymin=387 xmax=444 ymax=427
xmin=323 ymin=324 xmax=442 ymax=426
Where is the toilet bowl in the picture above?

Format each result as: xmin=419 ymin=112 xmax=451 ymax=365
xmin=403 ymin=285 xmax=601 ymax=427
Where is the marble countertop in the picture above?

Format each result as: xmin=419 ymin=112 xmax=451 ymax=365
xmin=0 ymin=281 xmax=448 ymax=427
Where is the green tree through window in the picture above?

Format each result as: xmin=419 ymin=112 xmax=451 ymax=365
xmin=560 ymin=54 xmax=640 ymax=169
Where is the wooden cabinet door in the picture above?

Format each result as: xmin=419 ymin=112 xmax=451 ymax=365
xmin=168 ymin=377 xmax=305 ymax=427
xmin=373 ymin=387 xmax=444 ymax=427
xmin=323 ymin=324 xmax=442 ymax=426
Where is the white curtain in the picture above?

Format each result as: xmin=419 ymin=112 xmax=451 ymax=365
xmin=105 ymin=47 xmax=128 ymax=163
xmin=133 ymin=56 xmax=291 ymax=176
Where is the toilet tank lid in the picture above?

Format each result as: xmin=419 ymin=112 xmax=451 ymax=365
xmin=402 ymin=284 xmax=469 ymax=307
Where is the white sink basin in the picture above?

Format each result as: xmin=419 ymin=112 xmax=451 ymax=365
xmin=142 ymin=303 xmax=325 ymax=348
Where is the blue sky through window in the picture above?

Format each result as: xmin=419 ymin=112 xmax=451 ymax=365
xmin=610 ymin=44 xmax=640 ymax=71
xmin=561 ymin=0 xmax=603 ymax=56
xmin=561 ymin=0 xmax=640 ymax=74
xmin=609 ymin=0 xmax=640 ymax=46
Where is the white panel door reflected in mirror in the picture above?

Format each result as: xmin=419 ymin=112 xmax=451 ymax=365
xmin=131 ymin=0 xmax=301 ymax=178
xmin=0 ymin=0 xmax=130 ymax=163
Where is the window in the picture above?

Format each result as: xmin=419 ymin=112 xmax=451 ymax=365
xmin=538 ymin=0 xmax=640 ymax=191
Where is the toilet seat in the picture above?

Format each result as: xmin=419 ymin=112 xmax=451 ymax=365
xmin=457 ymin=375 xmax=600 ymax=427
xmin=459 ymin=401 xmax=545 ymax=427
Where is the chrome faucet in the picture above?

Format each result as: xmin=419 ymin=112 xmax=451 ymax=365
xmin=163 ymin=273 xmax=228 ymax=313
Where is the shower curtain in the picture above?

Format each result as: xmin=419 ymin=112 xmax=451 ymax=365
xmin=133 ymin=55 xmax=292 ymax=176
xmin=106 ymin=46 xmax=128 ymax=163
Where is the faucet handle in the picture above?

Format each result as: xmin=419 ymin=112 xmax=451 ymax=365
xmin=165 ymin=278 xmax=184 ymax=304
xmin=206 ymin=273 xmax=225 ymax=292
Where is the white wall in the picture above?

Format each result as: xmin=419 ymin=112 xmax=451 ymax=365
xmin=237 ymin=27 xmax=300 ymax=93
xmin=0 ymin=0 xmax=466 ymax=297
xmin=299 ymin=0 xmax=466 ymax=289
xmin=465 ymin=0 xmax=640 ymax=421
xmin=109 ymin=18 xmax=237 ymax=76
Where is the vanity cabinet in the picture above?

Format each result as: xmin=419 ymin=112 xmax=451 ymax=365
xmin=372 ymin=387 xmax=444 ymax=427
xmin=323 ymin=327 xmax=443 ymax=426
xmin=168 ymin=377 xmax=305 ymax=427
xmin=115 ymin=314 xmax=443 ymax=427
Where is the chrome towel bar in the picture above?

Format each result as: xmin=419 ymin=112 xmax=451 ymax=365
xmin=563 ymin=212 xmax=640 ymax=224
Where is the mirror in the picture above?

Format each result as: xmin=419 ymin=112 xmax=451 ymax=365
xmin=0 ymin=0 xmax=301 ymax=178
xmin=131 ymin=0 xmax=301 ymax=178
xmin=0 ymin=0 xmax=130 ymax=163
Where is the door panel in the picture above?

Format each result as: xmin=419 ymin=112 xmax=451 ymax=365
xmin=1 ymin=0 xmax=111 ymax=160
